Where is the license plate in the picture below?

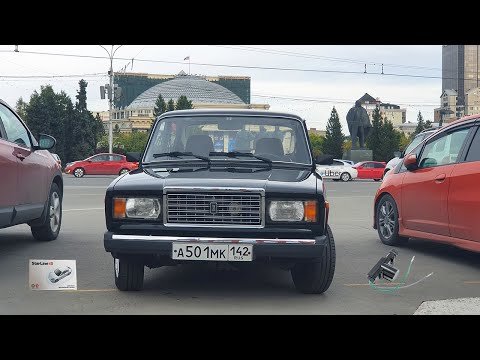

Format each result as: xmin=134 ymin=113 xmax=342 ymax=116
xmin=172 ymin=243 xmax=253 ymax=262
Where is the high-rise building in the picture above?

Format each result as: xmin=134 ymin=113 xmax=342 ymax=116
xmin=442 ymin=45 xmax=480 ymax=107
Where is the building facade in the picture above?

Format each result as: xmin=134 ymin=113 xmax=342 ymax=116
xmin=100 ymin=74 xmax=269 ymax=133
xmin=357 ymin=93 xmax=407 ymax=126
xmin=442 ymin=45 xmax=480 ymax=117
xmin=465 ymin=87 xmax=480 ymax=116
xmin=113 ymin=72 xmax=251 ymax=109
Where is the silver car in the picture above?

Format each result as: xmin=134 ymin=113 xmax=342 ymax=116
xmin=48 ymin=266 xmax=72 ymax=283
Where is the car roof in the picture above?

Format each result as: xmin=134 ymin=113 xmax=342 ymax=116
xmin=156 ymin=108 xmax=304 ymax=122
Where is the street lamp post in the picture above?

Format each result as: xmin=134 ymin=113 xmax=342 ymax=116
xmin=100 ymin=45 xmax=123 ymax=154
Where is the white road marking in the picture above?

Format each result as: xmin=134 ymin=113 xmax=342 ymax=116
xmin=64 ymin=186 xmax=109 ymax=189
xmin=63 ymin=208 xmax=104 ymax=212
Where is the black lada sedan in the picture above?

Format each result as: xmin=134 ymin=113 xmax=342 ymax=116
xmin=103 ymin=109 xmax=335 ymax=294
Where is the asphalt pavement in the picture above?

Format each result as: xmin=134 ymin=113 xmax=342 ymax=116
xmin=1 ymin=174 xmax=479 ymax=314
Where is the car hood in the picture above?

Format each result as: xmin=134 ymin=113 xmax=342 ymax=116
xmin=110 ymin=166 xmax=319 ymax=197
xmin=386 ymin=157 xmax=401 ymax=168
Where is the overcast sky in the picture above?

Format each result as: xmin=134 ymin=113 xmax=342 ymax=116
xmin=0 ymin=45 xmax=442 ymax=130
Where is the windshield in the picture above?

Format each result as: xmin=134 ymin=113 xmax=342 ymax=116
xmin=404 ymin=132 xmax=434 ymax=155
xmin=144 ymin=115 xmax=311 ymax=165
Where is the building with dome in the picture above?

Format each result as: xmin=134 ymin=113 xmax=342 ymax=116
xmin=101 ymin=72 xmax=270 ymax=133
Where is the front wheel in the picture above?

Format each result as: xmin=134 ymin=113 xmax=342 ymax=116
xmin=114 ymin=257 xmax=144 ymax=291
xmin=31 ymin=183 xmax=62 ymax=241
xmin=340 ymin=172 xmax=351 ymax=182
xmin=291 ymin=225 xmax=336 ymax=294
xmin=376 ymin=194 xmax=408 ymax=246
xmin=73 ymin=167 xmax=85 ymax=178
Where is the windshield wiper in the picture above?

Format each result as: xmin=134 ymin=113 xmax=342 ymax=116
xmin=152 ymin=151 xmax=210 ymax=164
xmin=209 ymin=151 xmax=272 ymax=167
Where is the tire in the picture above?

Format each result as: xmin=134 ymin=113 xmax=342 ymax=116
xmin=376 ymin=194 xmax=408 ymax=246
xmin=119 ymin=168 xmax=130 ymax=175
xmin=31 ymin=183 xmax=62 ymax=242
xmin=114 ymin=257 xmax=144 ymax=291
xmin=340 ymin=172 xmax=351 ymax=182
xmin=291 ymin=225 xmax=336 ymax=294
xmin=73 ymin=167 xmax=85 ymax=178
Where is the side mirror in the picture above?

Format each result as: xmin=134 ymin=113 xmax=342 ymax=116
xmin=35 ymin=134 xmax=56 ymax=150
xmin=315 ymin=154 xmax=334 ymax=165
xmin=404 ymin=153 xmax=418 ymax=171
xmin=126 ymin=152 xmax=142 ymax=163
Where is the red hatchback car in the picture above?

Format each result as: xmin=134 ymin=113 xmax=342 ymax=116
xmin=373 ymin=115 xmax=480 ymax=253
xmin=64 ymin=153 xmax=138 ymax=177
xmin=0 ymin=98 xmax=63 ymax=241
xmin=353 ymin=161 xmax=386 ymax=181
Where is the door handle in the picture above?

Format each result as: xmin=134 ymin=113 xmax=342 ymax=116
xmin=435 ymin=174 xmax=446 ymax=182
xmin=15 ymin=153 xmax=26 ymax=161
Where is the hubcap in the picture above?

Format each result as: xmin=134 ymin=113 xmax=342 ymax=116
xmin=115 ymin=258 xmax=120 ymax=278
xmin=379 ymin=200 xmax=395 ymax=239
xmin=342 ymin=173 xmax=350 ymax=181
xmin=49 ymin=192 xmax=61 ymax=233
xmin=74 ymin=168 xmax=83 ymax=177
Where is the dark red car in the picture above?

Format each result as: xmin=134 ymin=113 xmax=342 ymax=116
xmin=353 ymin=161 xmax=386 ymax=181
xmin=0 ymin=98 xmax=63 ymax=241
xmin=64 ymin=153 xmax=138 ymax=177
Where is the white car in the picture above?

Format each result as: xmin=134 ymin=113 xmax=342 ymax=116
xmin=48 ymin=266 xmax=73 ymax=283
xmin=334 ymin=159 xmax=354 ymax=166
xmin=316 ymin=159 xmax=358 ymax=182
xmin=383 ymin=129 xmax=437 ymax=178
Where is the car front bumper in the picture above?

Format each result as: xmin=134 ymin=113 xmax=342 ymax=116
xmin=104 ymin=232 xmax=327 ymax=260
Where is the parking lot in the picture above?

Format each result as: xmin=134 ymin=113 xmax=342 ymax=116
xmin=1 ymin=175 xmax=479 ymax=314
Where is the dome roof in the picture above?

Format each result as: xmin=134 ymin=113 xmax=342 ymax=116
xmin=128 ymin=75 xmax=245 ymax=109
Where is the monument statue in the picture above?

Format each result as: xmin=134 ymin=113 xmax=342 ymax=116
xmin=346 ymin=100 xmax=372 ymax=149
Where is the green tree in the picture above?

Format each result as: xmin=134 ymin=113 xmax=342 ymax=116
xmin=424 ymin=119 xmax=433 ymax=130
xmin=308 ymin=132 xmax=324 ymax=158
xmin=413 ymin=111 xmax=425 ymax=136
xmin=175 ymin=95 xmax=193 ymax=110
xmin=15 ymin=97 xmax=28 ymax=119
xmin=24 ymin=85 xmax=73 ymax=163
xmin=366 ymin=105 xmax=383 ymax=160
xmin=377 ymin=119 xmax=400 ymax=162
xmin=153 ymin=94 xmax=166 ymax=118
xmin=114 ymin=124 xmax=121 ymax=134
xmin=321 ymin=107 xmax=345 ymax=159
xmin=398 ymin=131 xmax=410 ymax=151
xmin=65 ymin=80 xmax=105 ymax=162
xmin=166 ymin=99 xmax=175 ymax=112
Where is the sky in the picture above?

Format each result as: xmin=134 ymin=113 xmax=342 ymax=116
xmin=0 ymin=45 xmax=442 ymax=130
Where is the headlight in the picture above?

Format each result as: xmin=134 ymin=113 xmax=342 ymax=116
xmin=113 ymin=197 xmax=161 ymax=219
xmin=268 ymin=201 xmax=317 ymax=222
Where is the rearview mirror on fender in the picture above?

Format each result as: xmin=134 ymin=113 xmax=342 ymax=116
xmin=404 ymin=153 xmax=418 ymax=171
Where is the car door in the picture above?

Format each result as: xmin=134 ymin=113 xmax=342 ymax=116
xmin=401 ymin=126 xmax=471 ymax=236
xmin=0 ymin=118 xmax=18 ymax=227
xmin=448 ymin=125 xmax=480 ymax=242
xmin=84 ymin=155 xmax=106 ymax=175
xmin=0 ymin=103 xmax=48 ymax=223
xmin=359 ymin=162 xmax=374 ymax=178
xmin=373 ymin=163 xmax=385 ymax=179
xmin=108 ymin=155 xmax=124 ymax=175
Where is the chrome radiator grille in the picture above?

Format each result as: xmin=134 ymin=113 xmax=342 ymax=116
xmin=165 ymin=192 xmax=263 ymax=226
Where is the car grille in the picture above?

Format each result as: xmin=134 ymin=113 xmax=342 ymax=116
xmin=165 ymin=192 xmax=263 ymax=226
